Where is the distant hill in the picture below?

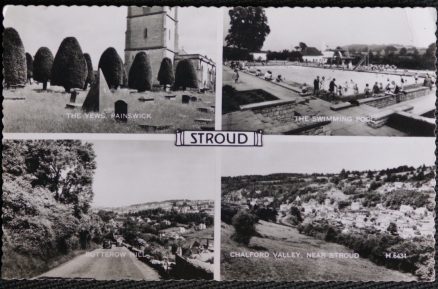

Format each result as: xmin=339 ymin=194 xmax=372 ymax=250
xmin=222 ymin=165 xmax=434 ymax=202
xmin=342 ymin=44 xmax=427 ymax=52
xmin=94 ymin=199 xmax=211 ymax=214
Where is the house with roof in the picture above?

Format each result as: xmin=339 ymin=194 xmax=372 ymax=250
xmin=302 ymin=47 xmax=324 ymax=63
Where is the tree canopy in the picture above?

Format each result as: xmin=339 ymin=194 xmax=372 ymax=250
xmin=128 ymin=52 xmax=152 ymax=92
xmin=51 ymin=37 xmax=87 ymax=91
xmin=299 ymin=42 xmax=308 ymax=51
xmin=98 ymin=47 xmax=124 ymax=89
xmin=2 ymin=140 xmax=106 ymax=278
xmin=33 ymin=47 xmax=54 ymax=90
xmin=83 ymin=53 xmax=94 ymax=87
xmin=174 ymin=59 xmax=198 ymax=90
xmin=225 ymin=7 xmax=270 ymax=52
xmin=4 ymin=140 xmax=96 ymax=217
xmin=26 ymin=53 xmax=33 ymax=79
xmin=157 ymin=57 xmax=174 ymax=86
xmin=3 ymin=27 xmax=27 ymax=86
xmin=24 ymin=140 xmax=96 ymax=217
xmin=231 ymin=210 xmax=258 ymax=246
xmin=302 ymin=47 xmax=322 ymax=56
xmin=384 ymin=45 xmax=398 ymax=55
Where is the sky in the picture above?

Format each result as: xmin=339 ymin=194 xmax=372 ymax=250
xmin=3 ymin=6 xmax=219 ymax=65
xmin=223 ymin=7 xmax=436 ymax=51
xmin=222 ymin=137 xmax=436 ymax=177
xmin=90 ymin=140 xmax=216 ymax=207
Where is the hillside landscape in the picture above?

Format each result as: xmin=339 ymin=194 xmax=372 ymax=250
xmin=221 ymin=165 xmax=435 ymax=281
xmin=2 ymin=140 xmax=215 ymax=280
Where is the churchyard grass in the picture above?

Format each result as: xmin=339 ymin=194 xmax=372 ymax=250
xmin=3 ymin=84 xmax=215 ymax=133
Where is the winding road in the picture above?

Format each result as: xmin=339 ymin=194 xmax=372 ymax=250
xmin=38 ymin=246 xmax=161 ymax=280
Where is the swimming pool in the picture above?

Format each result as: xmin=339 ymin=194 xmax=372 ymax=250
xmin=254 ymin=65 xmax=420 ymax=96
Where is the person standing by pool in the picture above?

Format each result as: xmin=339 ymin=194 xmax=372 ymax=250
xmin=393 ymin=82 xmax=403 ymax=103
xmin=423 ymin=74 xmax=433 ymax=90
xmin=373 ymin=82 xmax=380 ymax=94
xmin=343 ymin=81 xmax=349 ymax=94
xmin=385 ymin=81 xmax=396 ymax=94
xmin=329 ymin=78 xmax=336 ymax=100
xmin=232 ymin=69 xmax=239 ymax=84
xmin=329 ymin=78 xmax=336 ymax=101
xmin=320 ymin=76 xmax=326 ymax=92
xmin=313 ymin=76 xmax=320 ymax=96
xmin=364 ymin=84 xmax=371 ymax=96
xmin=385 ymin=79 xmax=391 ymax=93
xmin=353 ymin=83 xmax=359 ymax=95
xmin=379 ymin=82 xmax=384 ymax=92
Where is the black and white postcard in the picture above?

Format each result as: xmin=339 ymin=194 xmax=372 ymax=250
xmin=221 ymin=138 xmax=435 ymax=281
xmin=1 ymin=4 xmax=437 ymax=286
xmin=2 ymin=139 xmax=216 ymax=280
xmin=222 ymin=8 xmax=436 ymax=136
xmin=3 ymin=6 xmax=218 ymax=133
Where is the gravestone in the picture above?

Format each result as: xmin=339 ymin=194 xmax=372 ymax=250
xmin=138 ymin=96 xmax=154 ymax=102
xmin=190 ymin=96 xmax=198 ymax=102
xmin=182 ymin=95 xmax=190 ymax=104
xmin=114 ymin=100 xmax=128 ymax=122
xmin=70 ymin=90 xmax=79 ymax=103
xmin=195 ymin=118 xmax=213 ymax=124
xmin=201 ymin=126 xmax=215 ymax=131
xmin=164 ymin=95 xmax=176 ymax=100
xmin=139 ymin=124 xmax=171 ymax=132
xmin=197 ymin=107 xmax=214 ymax=113
xmin=82 ymin=69 xmax=112 ymax=112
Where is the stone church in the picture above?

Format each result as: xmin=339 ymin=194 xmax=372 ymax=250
xmin=125 ymin=6 xmax=216 ymax=90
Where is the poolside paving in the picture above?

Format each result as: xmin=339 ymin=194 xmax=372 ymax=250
xmin=223 ymin=67 xmax=434 ymax=136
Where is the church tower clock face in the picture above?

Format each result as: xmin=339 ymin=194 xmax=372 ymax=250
xmin=125 ymin=6 xmax=179 ymax=83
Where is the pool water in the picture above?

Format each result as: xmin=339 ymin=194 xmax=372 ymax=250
xmin=255 ymin=65 xmax=420 ymax=96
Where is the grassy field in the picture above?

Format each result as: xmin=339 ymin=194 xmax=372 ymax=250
xmin=183 ymin=227 xmax=214 ymax=241
xmin=221 ymin=221 xmax=416 ymax=281
xmin=3 ymin=84 xmax=215 ymax=133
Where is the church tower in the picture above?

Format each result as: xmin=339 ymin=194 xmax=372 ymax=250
xmin=125 ymin=6 xmax=179 ymax=83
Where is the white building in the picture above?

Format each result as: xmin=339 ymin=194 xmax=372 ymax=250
xmin=303 ymin=55 xmax=325 ymax=63
xmin=250 ymin=52 xmax=267 ymax=62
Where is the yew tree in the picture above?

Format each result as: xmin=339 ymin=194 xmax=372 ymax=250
xmin=174 ymin=59 xmax=198 ymax=90
xmin=3 ymin=27 xmax=27 ymax=86
xmin=157 ymin=57 xmax=174 ymax=87
xmin=128 ymin=52 xmax=152 ymax=92
xmin=33 ymin=47 xmax=54 ymax=90
xmin=51 ymin=37 xmax=87 ymax=92
xmin=98 ymin=47 xmax=124 ymax=89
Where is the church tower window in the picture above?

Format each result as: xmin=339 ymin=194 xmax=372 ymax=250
xmin=144 ymin=28 xmax=148 ymax=38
